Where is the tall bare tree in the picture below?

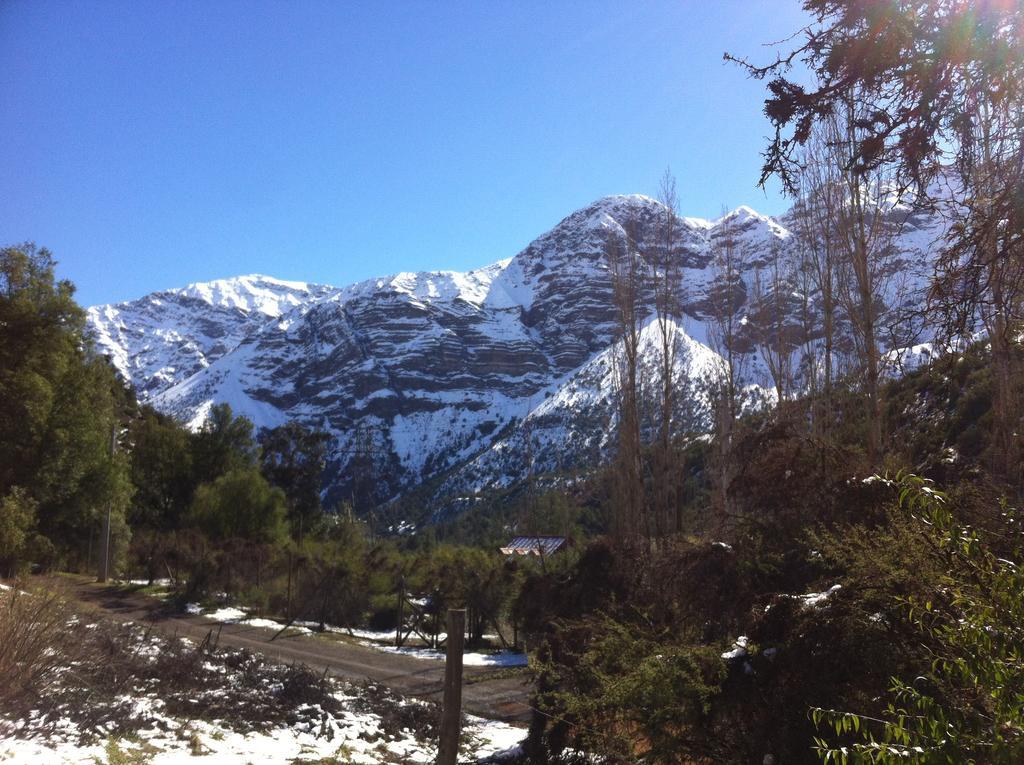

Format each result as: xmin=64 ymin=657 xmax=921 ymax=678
xmin=650 ymin=171 xmax=684 ymax=536
xmin=792 ymin=136 xmax=844 ymax=440
xmin=827 ymin=103 xmax=903 ymax=466
xmin=932 ymin=96 xmax=1024 ymax=482
xmin=705 ymin=209 xmax=749 ymax=521
xmin=750 ymin=237 xmax=797 ymax=406
xmin=732 ymin=0 xmax=1024 ymax=484
xmin=607 ymin=216 xmax=646 ymax=540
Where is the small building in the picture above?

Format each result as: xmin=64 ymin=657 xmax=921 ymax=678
xmin=500 ymin=535 xmax=568 ymax=557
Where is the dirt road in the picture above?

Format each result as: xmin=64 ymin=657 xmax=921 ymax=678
xmin=67 ymin=578 xmax=533 ymax=723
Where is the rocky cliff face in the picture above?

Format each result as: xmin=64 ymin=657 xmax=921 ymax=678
xmin=88 ymin=194 xmax=943 ymax=515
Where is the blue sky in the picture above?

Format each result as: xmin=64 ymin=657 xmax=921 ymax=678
xmin=0 ymin=0 xmax=808 ymax=307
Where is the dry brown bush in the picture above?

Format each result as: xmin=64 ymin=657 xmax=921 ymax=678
xmin=0 ymin=581 xmax=86 ymax=716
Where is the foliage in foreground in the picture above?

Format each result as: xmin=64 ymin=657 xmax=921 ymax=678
xmin=532 ymin=613 xmax=724 ymax=763
xmin=515 ymin=353 xmax=1012 ymax=763
xmin=812 ymin=474 xmax=1024 ymax=764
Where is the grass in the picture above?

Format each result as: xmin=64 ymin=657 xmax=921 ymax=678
xmin=186 ymin=730 xmax=208 ymax=756
xmin=95 ymin=738 xmax=159 ymax=765
xmin=463 ymin=665 xmax=532 ymax=685
xmin=120 ymin=582 xmax=172 ymax=598
xmin=291 ymin=747 xmax=355 ymax=765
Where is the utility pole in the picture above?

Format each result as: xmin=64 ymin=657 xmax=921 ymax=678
xmin=98 ymin=422 xmax=116 ymax=583
xmin=437 ymin=608 xmax=465 ymax=765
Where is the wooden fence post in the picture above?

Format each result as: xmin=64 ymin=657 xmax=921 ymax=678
xmin=437 ymin=608 xmax=465 ymax=765
xmin=396 ymin=576 xmax=406 ymax=648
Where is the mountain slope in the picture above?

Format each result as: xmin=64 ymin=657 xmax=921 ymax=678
xmin=88 ymin=194 xmax=940 ymax=514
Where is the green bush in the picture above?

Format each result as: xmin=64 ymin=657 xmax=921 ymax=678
xmin=189 ymin=468 xmax=288 ymax=545
xmin=813 ymin=474 xmax=1024 ymax=764
xmin=533 ymin=613 xmax=724 ymax=764
xmin=0 ymin=487 xmax=37 ymax=576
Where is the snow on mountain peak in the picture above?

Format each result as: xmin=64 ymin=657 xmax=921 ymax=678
xmin=595 ymin=193 xmax=661 ymax=207
xmin=586 ymin=194 xmax=666 ymax=219
xmin=340 ymin=258 xmax=513 ymax=308
xmin=714 ymin=204 xmax=791 ymax=241
xmin=173 ymin=274 xmax=326 ymax=317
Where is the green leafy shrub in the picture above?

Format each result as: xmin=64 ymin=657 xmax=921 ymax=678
xmin=533 ymin=613 xmax=725 ymax=764
xmin=812 ymin=474 xmax=1024 ymax=764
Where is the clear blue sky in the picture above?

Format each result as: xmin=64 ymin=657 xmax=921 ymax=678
xmin=0 ymin=0 xmax=808 ymax=307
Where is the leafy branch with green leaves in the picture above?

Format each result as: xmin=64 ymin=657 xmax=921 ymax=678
xmin=811 ymin=472 xmax=1024 ymax=764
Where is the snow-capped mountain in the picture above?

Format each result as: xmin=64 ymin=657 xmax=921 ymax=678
xmin=87 ymin=275 xmax=336 ymax=402
xmin=88 ymin=194 xmax=943 ymax=515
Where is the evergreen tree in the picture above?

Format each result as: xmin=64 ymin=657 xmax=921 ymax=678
xmin=128 ymin=407 xmax=194 ymax=532
xmin=0 ymin=243 xmax=132 ymax=570
xmin=190 ymin=403 xmax=259 ymax=486
xmin=258 ymin=422 xmax=329 ymax=538
xmin=0 ymin=488 xmax=38 ymax=577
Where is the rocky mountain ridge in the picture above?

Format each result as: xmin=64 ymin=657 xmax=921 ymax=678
xmin=88 ymin=194 xmax=943 ymax=517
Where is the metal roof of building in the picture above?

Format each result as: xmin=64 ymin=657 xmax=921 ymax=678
xmin=499 ymin=536 xmax=568 ymax=556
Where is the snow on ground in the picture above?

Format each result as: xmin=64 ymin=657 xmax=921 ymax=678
xmin=466 ymin=715 xmax=528 ymax=759
xmin=763 ymin=583 xmax=843 ymax=615
xmin=1 ymin=693 xmax=526 ymax=764
xmin=798 ymin=584 xmax=841 ymax=609
xmin=185 ymin=603 xmax=529 ymax=666
xmin=184 ymin=603 xmax=312 ymax=634
xmin=332 ymin=625 xmax=406 ymax=641
xmin=361 ymin=643 xmax=529 ymax=668
xmin=721 ymin=636 xmax=749 ymax=660
xmin=0 ymin=607 xmax=527 ymax=764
